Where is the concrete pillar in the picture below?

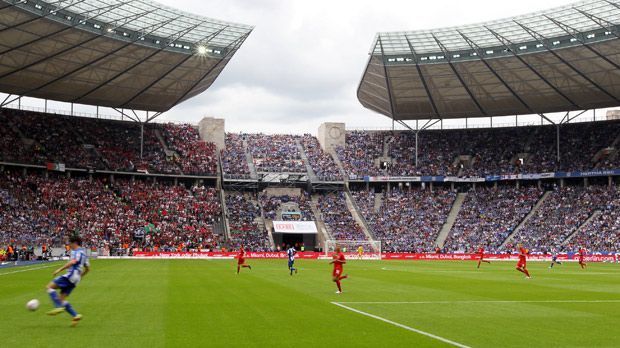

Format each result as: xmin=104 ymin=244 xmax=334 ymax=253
xmin=174 ymin=177 xmax=178 ymax=186
xmin=22 ymin=167 xmax=27 ymax=177
xmin=365 ymin=182 xmax=369 ymax=191
xmin=608 ymin=176 xmax=613 ymax=187
xmin=430 ymin=182 xmax=434 ymax=192
xmin=66 ymin=171 xmax=71 ymax=178
xmin=110 ymin=174 xmax=114 ymax=184
xmin=560 ymin=179 xmax=565 ymax=188
xmin=516 ymin=180 xmax=520 ymax=189
xmin=494 ymin=181 xmax=498 ymax=189
xmin=584 ymin=177 xmax=588 ymax=188
xmin=387 ymin=182 xmax=391 ymax=192
xmin=198 ymin=117 xmax=226 ymax=151
xmin=318 ymin=122 xmax=346 ymax=152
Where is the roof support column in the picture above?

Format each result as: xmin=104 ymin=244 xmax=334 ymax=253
xmin=397 ymin=119 xmax=440 ymax=168
xmin=539 ymin=113 xmax=560 ymax=167
xmin=140 ymin=123 xmax=144 ymax=160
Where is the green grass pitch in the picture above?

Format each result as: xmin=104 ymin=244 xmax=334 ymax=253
xmin=1 ymin=259 xmax=619 ymax=347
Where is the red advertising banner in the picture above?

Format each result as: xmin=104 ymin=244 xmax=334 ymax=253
xmin=129 ymin=251 xmax=617 ymax=262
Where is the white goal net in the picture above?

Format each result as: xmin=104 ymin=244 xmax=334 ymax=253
xmin=324 ymin=240 xmax=382 ymax=260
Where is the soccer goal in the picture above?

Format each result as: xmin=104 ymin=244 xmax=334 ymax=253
xmin=324 ymin=240 xmax=382 ymax=260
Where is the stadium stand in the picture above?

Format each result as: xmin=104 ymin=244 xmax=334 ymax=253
xmin=0 ymin=109 xmax=217 ymax=175
xmin=353 ymin=188 xmax=456 ymax=252
xmin=225 ymin=192 xmax=270 ymax=251
xmin=161 ymin=123 xmax=218 ymax=175
xmin=2 ymin=109 xmax=620 ymax=254
xmin=335 ymin=120 xmax=620 ymax=178
xmin=301 ymin=134 xmax=342 ymax=181
xmin=0 ymin=171 xmax=223 ymax=252
xmin=510 ymin=185 xmax=617 ymax=253
xmin=443 ymin=186 xmax=543 ymax=253
xmin=316 ymin=192 xmax=368 ymax=241
xmin=260 ymin=193 xmax=315 ymax=221
xmin=246 ymin=134 xmax=306 ymax=173
xmin=221 ymin=133 xmax=251 ymax=178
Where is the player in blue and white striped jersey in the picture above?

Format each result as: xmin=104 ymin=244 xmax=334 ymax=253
xmin=287 ymin=245 xmax=298 ymax=276
xmin=46 ymin=235 xmax=90 ymax=326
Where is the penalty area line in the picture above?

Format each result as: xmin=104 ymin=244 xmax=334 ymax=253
xmin=331 ymin=302 xmax=471 ymax=348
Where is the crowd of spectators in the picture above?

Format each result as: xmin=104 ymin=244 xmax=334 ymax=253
xmin=353 ymin=188 xmax=456 ymax=252
xmin=225 ymin=192 xmax=270 ymax=251
xmin=221 ymin=133 xmax=251 ymax=178
xmin=570 ymin=187 xmax=620 ymax=253
xmin=335 ymin=131 xmax=383 ymax=178
xmin=0 ymin=171 xmax=223 ymax=252
xmin=161 ymin=124 xmax=217 ymax=175
xmin=260 ymin=193 xmax=315 ymax=221
xmin=316 ymin=192 xmax=367 ymax=241
xmin=334 ymin=120 xmax=620 ymax=179
xmin=301 ymin=135 xmax=341 ymax=181
xmin=443 ymin=186 xmax=543 ymax=253
xmin=246 ymin=134 xmax=305 ymax=172
xmin=0 ymin=109 xmax=219 ymax=175
xmin=3 ymin=109 xmax=620 ymax=179
xmin=512 ymin=185 xmax=614 ymax=252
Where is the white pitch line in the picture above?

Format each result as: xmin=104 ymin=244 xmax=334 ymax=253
xmin=331 ymin=302 xmax=471 ymax=348
xmin=0 ymin=264 xmax=57 ymax=276
xmin=336 ymin=300 xmax=620 ymax=304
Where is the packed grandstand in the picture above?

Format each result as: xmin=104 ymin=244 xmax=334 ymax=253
xmin=1 ymin=0 xmax=620 ymax=263
xmin=1 ymin=107 xmax=619 ymax=259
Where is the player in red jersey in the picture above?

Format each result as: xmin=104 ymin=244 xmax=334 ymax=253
xmin=236 ymin=246 xmax=252 ymax=274
xmin=578 ymin=247 xmax=587 ymax=269
xmin=330 ymin=247 xmax=348 ymax=294
xmin=476 ymin=246 xmax=491 ymax=268
xmin=515 ymin=244 xmax=531 ymax=278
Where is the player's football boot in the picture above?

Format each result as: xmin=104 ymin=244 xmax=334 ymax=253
xmin=46 ymin=307 xmax=64 ymax=316
xmin=71 ymin=314 xmax=83 ymax=327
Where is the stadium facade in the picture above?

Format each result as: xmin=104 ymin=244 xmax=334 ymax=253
xmin=0 ymin=0 xmax=253 ymax=113
xmin=358 ymin=0 xmax=620 ymax=121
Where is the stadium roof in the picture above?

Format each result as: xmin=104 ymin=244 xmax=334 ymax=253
xmin=358 ymin=0 xmax=620 ymax=121
xmin=0 ymin=0 xmax=253 ymax=113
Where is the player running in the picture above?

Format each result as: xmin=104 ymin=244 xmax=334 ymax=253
xmin=549 ymin=249 xmax=562 ymax=269
xmin=46 ymin=235 xmax=90 ymax=327
xmin=476 ymin=246 xmax=491 ymax=268
xmin=330 ymin=247 xmax=348 ymax=294
xmin=578 ymin=247 xmax=587 ymax=269
xmin=515 ymin=244 xmax=531 ymax=279
xmin=236 ymin=246 xmax=252 ymax=274
xmin=287 ymin=245 xmax=298 ymax=275
xmin=357 ymin=246 xmax=363 ymax=259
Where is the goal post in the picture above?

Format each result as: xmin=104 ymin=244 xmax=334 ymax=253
xmin=324 ymin=240 xmax=382 ymax=260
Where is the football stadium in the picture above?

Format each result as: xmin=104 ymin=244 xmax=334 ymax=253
xmin=1 ymin=0 xmax=620 ymax=346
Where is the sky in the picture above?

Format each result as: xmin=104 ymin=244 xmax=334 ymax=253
xmin=9 ymin=0 xmax=595 ymax=134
